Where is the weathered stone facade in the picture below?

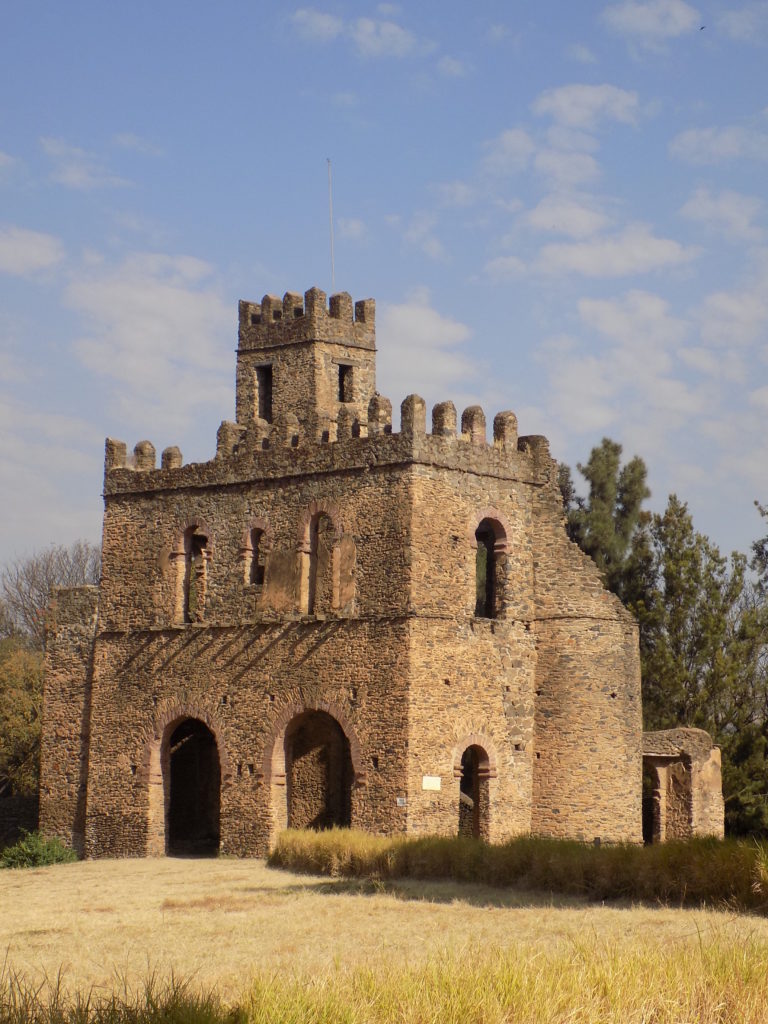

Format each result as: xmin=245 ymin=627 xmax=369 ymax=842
xmin=39 ymin=286 xmax=721 ymax=857
xmin=642 ymin=729 xmax=725 ymax=842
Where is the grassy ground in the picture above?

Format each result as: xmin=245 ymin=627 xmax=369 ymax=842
xmin=3 ymin=855 xmax=768 ymax=1007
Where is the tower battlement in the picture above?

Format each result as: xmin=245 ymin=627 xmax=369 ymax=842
xmin=238 ymin=288 xmax=375 ymax=352
xmin=235 ymin=287 xmax=377 ymax=434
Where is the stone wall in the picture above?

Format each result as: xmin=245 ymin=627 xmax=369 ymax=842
xmin=39 ymin=586 xmax=98 ymax=855
xmin=643 ymin=729 xmax=724 ymax=840
xmin=39 ymin=286 xmax=691 ymax=858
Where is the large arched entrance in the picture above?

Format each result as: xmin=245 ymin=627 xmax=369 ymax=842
xmin=166 ymin=718 xmax=221 ymax=855
xmin=458 ymin=744 xmax=490 ymax=840
xmin=284 ymin=711 xmax=352 ymax=830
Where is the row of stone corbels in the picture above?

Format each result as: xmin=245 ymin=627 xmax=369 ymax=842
xmin=238 ymin=288 xmax=375 ymax=328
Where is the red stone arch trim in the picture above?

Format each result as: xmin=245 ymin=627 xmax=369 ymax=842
xmin=296 ymin=499 xmax=344 ymax=552
xmin=263 ymin=700 xmax=365 ymax=785
xmin=451 ymin=732 xmax=499 ymax=780
xmin=468 ymin=508 xmax=511 ymax=554
xmin=139 ymin=702 xmax=232 ymax=785
xmin=169 ymin=517 xmax=217 ymax=556
xmin=240 ymin=517 xmax=273 ymax=551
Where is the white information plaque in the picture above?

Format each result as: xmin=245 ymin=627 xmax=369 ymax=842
xmin=422 ymin=775 xmax=442 ymax=791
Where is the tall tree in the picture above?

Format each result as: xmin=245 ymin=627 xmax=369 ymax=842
xmin=0 ymin=638 xmax=43 ymax=799
xmin=629 ymin=496 xmax=767 ymax=834
xmin=559 ymin=437 xmax=650 ymax=601
xmin=0 ymin=541 xmax=100 ymax=650
xmin=0 ymin=540 xmax=99 ymax=803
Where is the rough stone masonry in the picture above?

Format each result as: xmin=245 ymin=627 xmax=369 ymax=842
xmin=38 ymin=287 xmax=724 ymax=857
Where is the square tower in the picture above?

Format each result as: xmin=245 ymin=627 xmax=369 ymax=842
xmin=235 ymin=287 xmax=376 ymax=438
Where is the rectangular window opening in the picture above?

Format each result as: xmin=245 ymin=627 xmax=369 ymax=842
xmin=338 ymin=364 xmax=353 ymax=403
xmin=256 ymin=366 xmax=273 ymax=423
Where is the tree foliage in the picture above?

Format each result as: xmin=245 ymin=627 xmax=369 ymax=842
xmin=559 ymin=437 xmax=650 ymax=601
xmin=0 ymin=637 xmax=43 ymax=799
xmin=0 ymin=540 xmax=99 ymax=801
xmin=562 ymin=441 xmax=768 ymax=835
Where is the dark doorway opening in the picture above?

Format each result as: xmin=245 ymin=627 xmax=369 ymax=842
xmin=285 ymin=711 xmax=352 ymax=830
xmin=642 ymin=760 xmax=657 ymax=844
xmin=167 ymin=719 xmax=221 ymax=856
xmin=458 ymin=744 xmax=489 ymax=840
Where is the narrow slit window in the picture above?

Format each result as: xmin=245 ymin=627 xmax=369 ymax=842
xmin=256 ymin=366 xmax=273 ymax=423
xmin=182 ymin=529 xmax=208 ymax=624
xmin=338 ymin=364 xmax=353 ymax=403
xmin=249 ymin=528 xmax=265 ymax=586
xmin=475 ymin=520 xmax=501 ymax=619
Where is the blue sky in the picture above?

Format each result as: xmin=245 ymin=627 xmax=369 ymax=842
xmin=1 ymin=0 xmax=767 ymax=565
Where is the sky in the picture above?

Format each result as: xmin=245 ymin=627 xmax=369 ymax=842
xmin=1 ymin=0 xmax=767 ymax=567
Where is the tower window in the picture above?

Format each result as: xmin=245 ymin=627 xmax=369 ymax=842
xmin=249 ymin=528 xmax=265 ymax=586
xmin=256 ymin=366 xmax=273 ymax=423
xmin=474 ymin=517 xmax=505 ymax=619
xmin=338 ymin=364 xmax=353 ymax=403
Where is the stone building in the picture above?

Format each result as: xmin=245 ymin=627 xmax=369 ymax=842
xmin=39 ymin=287 xmax=723 ymax=857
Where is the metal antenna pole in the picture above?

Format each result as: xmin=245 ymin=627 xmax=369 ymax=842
xmin=327 ymin=158 xmax=335 ymax=292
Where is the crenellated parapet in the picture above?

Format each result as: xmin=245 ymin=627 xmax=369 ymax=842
xmin=238 ymin=287 xmax=375 ymax=352
xmin=103 ymin=395 xmax=554 ymax=496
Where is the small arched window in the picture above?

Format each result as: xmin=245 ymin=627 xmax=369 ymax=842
xmin=307 ymin=512 xmax=335 ymax=614
xmin=179 ymin=526 xmax=208 ymax=623
xmin=248 ymin=527 xmax=265 ymax=586
xmin=474 ymin=517 xmax=506 ymax=619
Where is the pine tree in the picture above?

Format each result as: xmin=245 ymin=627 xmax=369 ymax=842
xmin=559 ymin=437 xmax=650 ymax=601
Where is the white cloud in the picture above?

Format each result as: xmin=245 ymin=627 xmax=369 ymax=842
xmin=537 ymin=223 xmax=697 ymax=276
xmin=749 ymin=384 xmax=768 ymax=409
xmin=434 ymin=180 xmax=477 ymax=206
xmin=680 ymin=186 xmax=763 ymax=241
xmin=482 ymin=129 xmax=536 ymax=175
xmin=332 ymin=91 xmax=360 ymax=108
xmin=40 ymin=136 xmax=130 ymax=189
xmin=349 ymin=16 xmax=416 ymax=56
xmin=337 ymin=217 xmax=366 ymax=240
xmin=112 ymin=132 xmax=163 ymax=156
xmin=527 ymin=195 xmax=611 ymax=238
xmin=532 ymin=84 xmax=639 ymax=130
xmin=534 ymin=149 xmax=601 ymax=187
xmin=65 ymin=252 xmax=232 ymax=431
xmin=437 ymin=55 xmax=467 ymax=77
xmin=670 ymin=124 xmax=768 ymax=163
xmin=291 ymin=8 xmax=343 ymax=41
xmin=484 ymin=254 xmax=526 ymax=279
xmin=700 ymin=283 xmax=768 ymax=346
xmin=291 ymin=8 xmax=431 ymax=59
xmin=0 ymin=150 xmax=16 ymax=177
xmin=718 ymin=2 xmax=768 ymax=40
xmin=568 ymin=43 xmax=598 ymax=63
xmin=602 ymin=0 xmax=700 ymax=43
xmin=0 ymin=391 xmax=104 ymax=556
xmin=578 ymin=289 xmax=690 ymax=349
xmin=0 ymin=225 xmax=65 ymax=275
xmin=404 ymin=213 xmax=446 ymax=260
xmin=376 ymin=288 xmax=479 ymax=406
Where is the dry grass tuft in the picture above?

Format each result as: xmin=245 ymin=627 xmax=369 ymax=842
xmin=269 ymin=827 xmax=768 ymax=912
xmin=5 ymin=854 xmax=768 ymax=1020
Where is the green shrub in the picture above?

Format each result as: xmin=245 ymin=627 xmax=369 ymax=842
xmin=0 ymin=829 xmax=77 ymax=869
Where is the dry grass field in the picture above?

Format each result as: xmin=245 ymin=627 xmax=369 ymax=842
xmin=3 ymin=854 xmax=768 ymax=1008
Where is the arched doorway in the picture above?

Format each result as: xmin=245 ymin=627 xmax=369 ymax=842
xmin=285 ymin=711 xmax=352 ymax=829
xmin=166 ymin=718 xmax=221 ymax=855
xmin=458 ymin=744 xmax=490 ymax=840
